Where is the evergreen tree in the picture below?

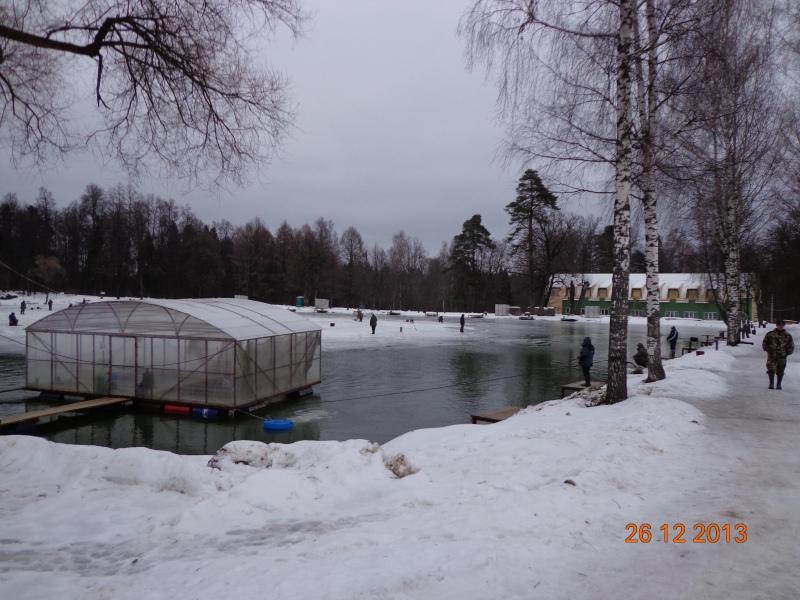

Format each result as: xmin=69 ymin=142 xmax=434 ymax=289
xmin=451 ymin=214 xmax=495 ymax=310
xmin=505 ymin=169 xmax=558 ymax=310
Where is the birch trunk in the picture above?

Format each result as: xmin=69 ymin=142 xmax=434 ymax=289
xmin=725 ymin=194 xmax=740 ymax=345
xmin=607 ymin=0 xmax=635 ymax=404
xmin=635 ymin=0 xmax=665 ymax=381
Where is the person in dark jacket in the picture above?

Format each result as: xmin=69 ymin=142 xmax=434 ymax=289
xmin=634 ymin=343 xmax=649 ymax=368
xmin=369 ymin=313 xmax=377 ymax=334
xmin=763 ymin=320 xmax=794 ymax=390
xmin=48 ymin=299 xmax=53 ymax=311
xmin=8 ymin=312 xmax=18 ymax=326
xmin=20 ymin=300 xmax=26 ymax=315
xmin=460 ymin=314 xmax=465 ymax=333
xmin=667 ymin=326 xmax=679 ymax=359
xmin=578 ymin=337 xmax=595 ymax=386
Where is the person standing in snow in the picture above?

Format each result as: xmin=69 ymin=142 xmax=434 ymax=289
xmin=633 ymin=343 xmax=649 ymax=369
xmin=459 ymin=314 xmax=465 ymax=333
xmin=369 ymin=313 xmax=377 ymax=334
xmin=667 ymin=326 xmax=679 ymax=359
xmin=578 ymin=337 xmax=595 ymax=387
xmin=48 ymin=299 xmax=53 ymax=311
xmin=20 ymin=300 xmax=26 ymax=315
xmin=762 ymin=320 xmax=794 ymax=390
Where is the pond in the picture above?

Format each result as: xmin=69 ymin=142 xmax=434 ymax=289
xmin=0 ymin=317 xmax=724 ymax=454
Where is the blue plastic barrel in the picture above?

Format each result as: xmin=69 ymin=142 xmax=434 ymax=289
xmin=192 ymin=407 xmax=219 ymax=419
xmin=263 ymin=418 xmax=294 ymax=431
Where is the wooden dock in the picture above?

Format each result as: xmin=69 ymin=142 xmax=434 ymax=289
xmin=470 ymin=406 xmax=522 ymax=424
xmin=0 ymin=396 xmax=130 ymax=429
xmin=560 ymin=381 xmax=605 ymax=398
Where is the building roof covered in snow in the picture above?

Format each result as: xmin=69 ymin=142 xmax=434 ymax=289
xmin=26 ymin=298 xmax=321 ymax=340
xmin=557 ymin=273 xmax=710 ymax=290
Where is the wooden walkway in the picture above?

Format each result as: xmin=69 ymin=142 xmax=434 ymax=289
xmin=470 ymin=406 xmax=522 ymax=424
xmin=561 ymin=381 xmax=605 ymax=397
xmin=0 ymin=397 xmax=130 ymax=429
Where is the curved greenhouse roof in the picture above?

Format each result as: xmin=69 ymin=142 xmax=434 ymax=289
xmin=27 ymin=298 xmax=321 ymax=340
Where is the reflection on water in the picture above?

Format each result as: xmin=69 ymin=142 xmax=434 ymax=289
xmin=449 ymin=351 xmax=500 ymax=403
xmin=0 ymin=318 xmax=725 ymax=453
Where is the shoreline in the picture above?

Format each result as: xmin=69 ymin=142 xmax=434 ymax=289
xmin=0 ymin=325 xmax=796 ymax=598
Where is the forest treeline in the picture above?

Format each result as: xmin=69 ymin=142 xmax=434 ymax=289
xmin=1 ymin=181 xmax=797 ymax=316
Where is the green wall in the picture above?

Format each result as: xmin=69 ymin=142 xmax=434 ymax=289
xmin=561 ymin=298 xmax=752 ymax=319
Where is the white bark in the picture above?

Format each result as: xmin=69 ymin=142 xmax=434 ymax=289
xmin=607 ymin=0 xmax=635 ymax=404
xmin=725 ymin=194 xmax=741 ymax=344
xmin=635 ymin=0 xmax=665 ymax=381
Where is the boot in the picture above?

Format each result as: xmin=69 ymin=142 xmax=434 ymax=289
xmin=768 ymin=373 xmax=774 ymax=389
xmin=777 ymin=374 xmax=783 ymax=390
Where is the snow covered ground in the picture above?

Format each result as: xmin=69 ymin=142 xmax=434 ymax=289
xmin=1 ymin=321 xmax=797 ymax=599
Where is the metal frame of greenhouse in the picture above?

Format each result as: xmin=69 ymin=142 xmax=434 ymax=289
xmin=24 ymin=298 xmax=322 ymax=409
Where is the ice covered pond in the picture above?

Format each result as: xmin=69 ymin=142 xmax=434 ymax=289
xmin=0 ymin=315 xmax=726 ymax=453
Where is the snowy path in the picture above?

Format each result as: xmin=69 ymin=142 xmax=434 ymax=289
xmin=664 ymin=336 xmax=800 ymax=598
xmin=0 ymin=328 xmax=798 ymax=599
xmin=584 ymin=332 xmax=800 ymax=599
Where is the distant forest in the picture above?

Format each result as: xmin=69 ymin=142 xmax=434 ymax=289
xmin=0 ymin=183 xmax=798 ymax=317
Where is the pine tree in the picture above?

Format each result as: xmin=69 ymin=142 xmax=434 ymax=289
xmin=505 ymin=169 xmax=558 ymax=310
xmin=451 ymin=215 xmax=495 ymax=310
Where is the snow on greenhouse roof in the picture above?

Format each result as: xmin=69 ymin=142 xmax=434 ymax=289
xmin=26 ymin=298 xmax=321 ymax=340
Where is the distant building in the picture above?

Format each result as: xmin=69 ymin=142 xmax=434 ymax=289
xmin=548 ymin=273 xmax=756 ymax=320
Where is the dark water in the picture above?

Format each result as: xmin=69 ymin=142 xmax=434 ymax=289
xmin=0 ymin=317 xmax=724 ymax=453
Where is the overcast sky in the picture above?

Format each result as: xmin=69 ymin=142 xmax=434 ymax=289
xmin=1 ymin=0 xmax=536 ymax=253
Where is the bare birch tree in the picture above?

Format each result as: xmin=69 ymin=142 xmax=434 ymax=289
xmin=663 ymin=0 xmax=783 ymax=344
xmin=0 ymin=0 xmax=305 ymax=182
xmin=462 ymin=0 xmax=640 ymax=402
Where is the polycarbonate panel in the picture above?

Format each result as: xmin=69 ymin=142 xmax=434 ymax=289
xmin=152 ymin=338 xmax=179 ymax=370
xmin=207 ymin=374 xmax=235 ymax=406
xmin=26 ymin=359 xmax=51 ymax=388
xmin=234 ymin=341 xmax=256 ymax=405
xmin=274 ymin=335 xmax=292 ymax=392
xmin=92 ymin=365 xmax=110 ymax=395
xmin=111 ymin=336 xmax=135 ymax=366
xmin=53 ymin=361 xmax=77 ymax=391
xmin=207 ymin=341 xmax=234 ymax=374
xmin=78 ymin=335 xmax=93 ymax=363
xmin=181 ymin=339 xmax=206 ymax=373
xmin=26 ymin=301 xmax=221 ymax=338
xmin=291 ymin=332 xmax=307 ymax=388
xmin=152 ymin=368 xmax=179 ymax=401
xmin=27 ymin=298 xmax=320 ymax=340
xmin=235 ymin=374 xmax=255 ymax=405
xmin=110 ymin=366 xmax=135 ymax=396
xmin=53 ymin=333 xmax=78 ymax=362
xmin=95 ymin=336 xmax=109 ymax=365
xmin=27 ymin=332 xmax=51 ymax=361
xmin=309 ymin=330 xmax=321 ymax=360
xmin=180 ymin=372 xmax=207 ymax=404
xmin=78 ymin=363 xmax=94 ymax=393
xmin=308 ymin=358 xmax=321 ymax=383
xmin=256 ymin=337 xmax=276 ymax=399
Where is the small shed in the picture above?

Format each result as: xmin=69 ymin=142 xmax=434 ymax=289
xmin=25 ymin=298 xmax=322 ymax=409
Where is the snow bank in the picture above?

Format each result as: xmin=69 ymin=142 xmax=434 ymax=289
xmin=0 ymin=307 xmax=793 ymax=598
xmin=0 ymin=369 xmax=714 ymax=599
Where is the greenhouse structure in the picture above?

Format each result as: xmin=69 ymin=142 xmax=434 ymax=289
xmin=25 ymin=298 xmax=322 ymax=409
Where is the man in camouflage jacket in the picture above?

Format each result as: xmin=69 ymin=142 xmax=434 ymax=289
xmin=762 ymin=320 xmax=794 ymax=390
